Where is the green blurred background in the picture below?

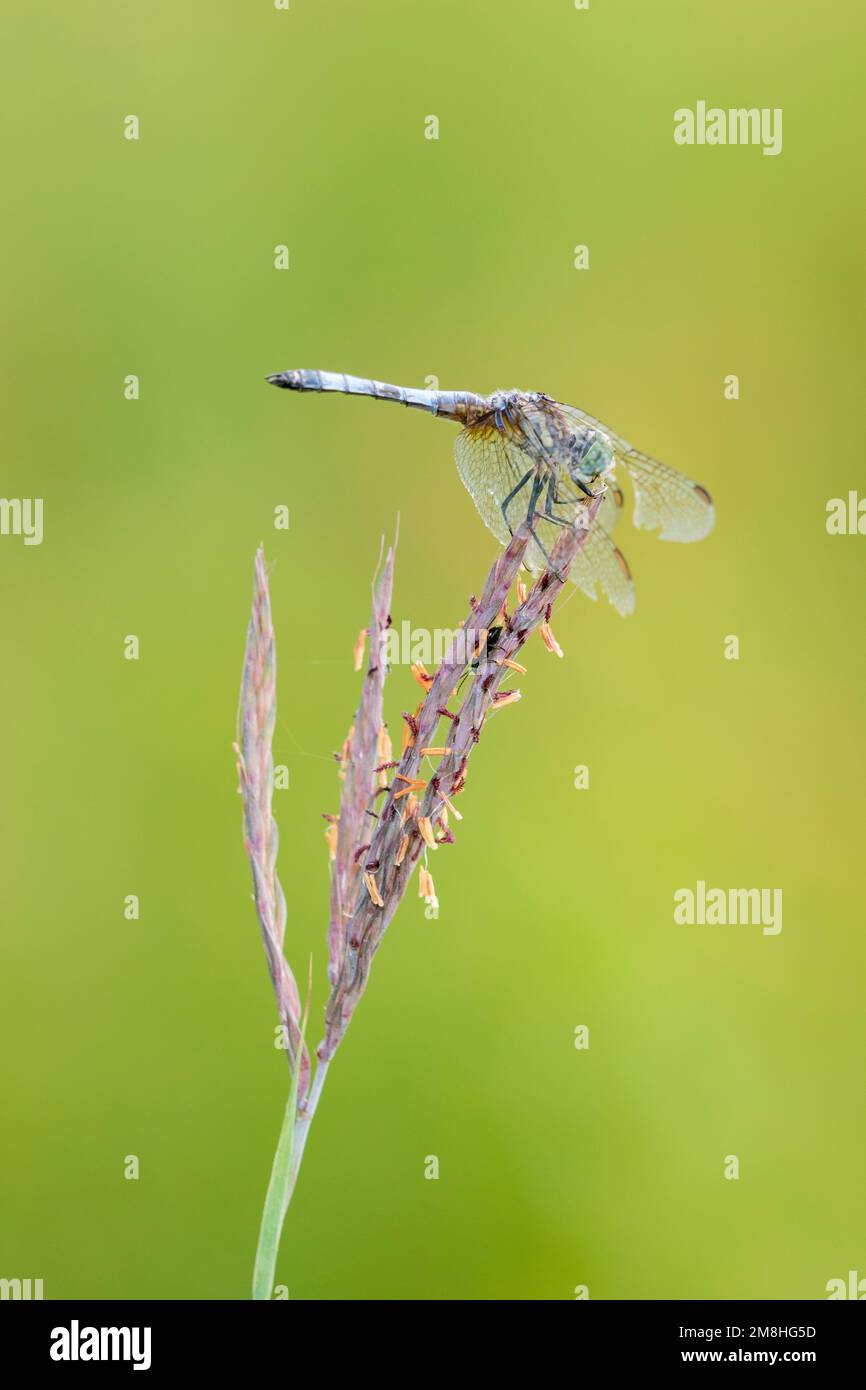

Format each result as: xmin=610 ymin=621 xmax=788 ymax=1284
xmin=2 ymin=0 xmax=864 ymax=1300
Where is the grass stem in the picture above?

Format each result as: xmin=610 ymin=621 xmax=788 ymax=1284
xmin=251 ymin=1059 xmax=330 ymax=1300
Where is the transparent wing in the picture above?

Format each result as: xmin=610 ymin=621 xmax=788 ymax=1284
xmin=525 ymin=504 xmax=636 ymax=617
xmin=558 ymin=404 xmax=714 ymax=542
xmin=596 ymin=479 xmax=624 ymax=534
xmin=454 ymin=424 xmax=532 ymax=546
xmin=619 ymin=447 xmax=714 ymax=541
xmin=570 ymin=520 xmax=635 ymax=616
xmin=455 ymin=423 xmax=635 ymax=616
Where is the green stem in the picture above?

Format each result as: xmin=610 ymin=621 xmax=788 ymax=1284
xmin=252 ymin=1059 xmax=330 ymax=1300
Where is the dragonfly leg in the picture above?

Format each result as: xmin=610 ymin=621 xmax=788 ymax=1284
xmin=525 ymin=474 xmax=567 ymax=580
xmin=544 ymin=475 xmax=575 ymax=525
xmin=500 ymin=469 xmax=534 ymax=536
xmin=525 ymin=471 xmax=546 ymax=521
xmin=545 ymin=476 xmax=600 ymax=543
xmin=526 ymin=528 xmax=564 ymax=580
xmin=574 ymin=475 xmax=605 ymax=500
xmin=546 ymin=474 xmax=604 ymax=517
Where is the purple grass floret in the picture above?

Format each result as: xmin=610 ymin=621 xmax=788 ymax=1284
xmin=319 ymin=499 xmax=602 ymax=1060
xmin=236 ymin=549 xmax=310 ymax=1101
xmin=239 ymin=499 xmax=600 ymax=1296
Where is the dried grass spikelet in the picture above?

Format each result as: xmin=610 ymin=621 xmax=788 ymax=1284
xmin=417 ymin=816 xmax=437 ymax=850
xmin=363 ymin=870 xmax=384 ymax=908
xmin=490 ymin=689 xmax=522 ymax=710
xmin=540 ymin=621 xmax=564 ymax=657
xmin=418 ymin=863 xmax=438 ymax=909
xmin=439 ymin=788 xmax=463 ymax=821
xmin=325 ymin=538 xmax=396 ymax=987
xmin=319 ymin=496 xmax=604 ymax=1063
xmin=338 ymin=724 xmax=354 ymax=782
xmin=376 ymin=724 xmax=392 ymax=788
xmin=324 ymin=820 xmax=338 ymax=861
xmin=411 ymin=661 xmax=432 ymax=690
xmin=394 ymin=775 xmax=425 ymax=801
xmin=238 ymin=548 xmax=310 ymax=1100
xmin=240 ymin=497 xmax=605 ymax=1295
xmin=419 ymin=865 xmax=438 ymax=911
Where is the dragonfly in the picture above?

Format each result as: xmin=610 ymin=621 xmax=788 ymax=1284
xmin=266 ymin=369 xmax=714 ymax=615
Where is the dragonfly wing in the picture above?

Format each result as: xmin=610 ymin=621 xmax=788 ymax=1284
xmin=455 ymin=422 xmax=635 ymax=615
xmin=559 ymin=405 xmax=714 ymax=542
xmin=619 ymin=448 xmax=714 ymax=541
xmin=566 ymin=517 xmax=636 ymax=617
xmin=524 ymin=501 xmax=636 ymax=617
xmin=454 ymin=425 xmax=531 ymax=546
xmin=596 ymin=479 xmax=625 ymax=534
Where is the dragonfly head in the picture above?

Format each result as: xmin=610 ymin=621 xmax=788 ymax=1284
xmin=566 ymin=428 xmax=615 ymax=482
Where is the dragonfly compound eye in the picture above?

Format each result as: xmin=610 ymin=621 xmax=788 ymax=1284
xmin=568 ymin=430 xmax=614 ymax=481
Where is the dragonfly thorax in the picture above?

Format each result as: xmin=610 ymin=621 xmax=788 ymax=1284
xmin=487 ymin=389 xmax=524 ymax=427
